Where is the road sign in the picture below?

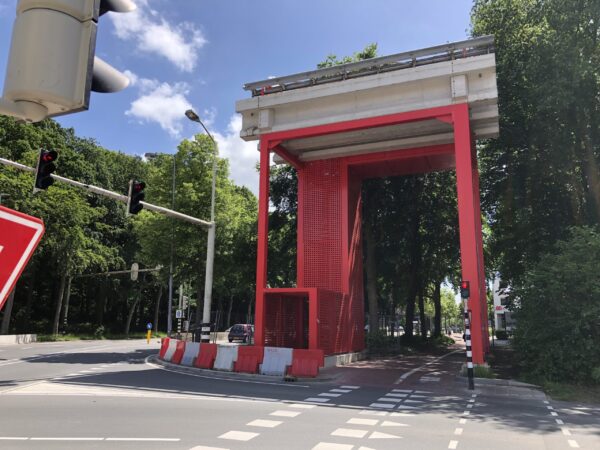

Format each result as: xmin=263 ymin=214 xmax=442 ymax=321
xmin=146 ymin=322 xmax=152 ymax=330
xmin=131 ymin=262 xmax=139 ymax=281
xmin=0 ymin=206 xmax=44 ymax=310
xmin=176 ymin=309 xmax=184 ymax=319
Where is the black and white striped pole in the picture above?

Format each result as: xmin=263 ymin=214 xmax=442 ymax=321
xmin=460 ymin=280 xmax=475 ymax=390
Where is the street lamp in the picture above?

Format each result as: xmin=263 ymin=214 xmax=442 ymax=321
xmin=185 ymin=108 xmax=217 ymax=343
xmin=144 ymin=152 xmax=177 ymax=336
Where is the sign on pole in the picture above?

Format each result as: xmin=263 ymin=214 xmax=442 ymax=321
xmin=0 ymin=206 xmax=44 ymax=310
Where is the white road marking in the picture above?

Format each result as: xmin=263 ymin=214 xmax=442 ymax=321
xmin=394 ymin=350 xmax=461 ymax=384
xmin=218 ymin=431 xmax=259 ymax=441
xmin=471 ymin=394 xmax=477 ymax=398
xmin=340 ymin=385 xmax=360 ymax=389
xmin=312 ymin=443 xmax=353 ymax=450
xmin=404 ymin=399 xmax=424 ymax=404
xmin=332 ymin=428 xmax=368 ymax=438
xmin=459 ymin=418 xmax=467 ymax=424
xmin=347 ymin=418 xmax=378 ymax=426
xmin=543 ymin=401 xmax=549 ymax=404
xmin=561 ymin=428 xmax=572 ymax=436
xmin=369 ymin=431 xmax=401 ymax=439
xmin=448 ymin=440 xmax=459 ymax=449
xmin=247 ymin=419 xmax=282 ymax=428
xmin=556 ymin=419 xmax=564 ymax=425
xmin=392 ymin=389 xmax=413 ymax=393
xmin=0 ymin=437 xmax=28 ymax=440
xmin=319 ymin=393 xmax=341 ymax=397
xmin=454 ymin=428 xmax=463 ymax=435
xmin=466 ymin=404 xmax=473 ymax=409
xmin=410 ymin=394 xmax=427 ymax=398
xmin=568 ymin=440 xmax=580 ymax=448
xmin=370 ymin=403 xmax=395 ymax=409
xmin=290 ymin=403 xmax=315 ymax=409
xmin=189 ymin=446 xmax=230 ymax=450
xmin=305 ymin=397 xmax=330 ymax=403
xmin=468 ymin=399 xmax=475 ymax=403
xmin=360 ymin=410 xmax=388 ymax=416
xmin=270 ymin=410 xmax=300 ymax=417
xmin=551 ymin=412 xmax=558 ymax=416
xmin=396 ymin=405 xmax=417 ymax=410
xmin=547 ymin=406 xmax=554 ymax=410
xmin=377 ymin=397 xmax=401 ymax=402
xmin=384 ymin=393 xmax=408 ymax=398
xmin=462 ymin=411 xmax=470 ymax=416
xmin=381 ymin=421 xmax=408 ymax=427
xmin=420 ymin=376 xmax=440 ymax=382
xmin=30 ymin=438 xmax=104 ymax=441
xmin=105 ymin=438 xmax=181 ymax=441
xmin=22 ymin=347 xmax=33 ymax=350
xmin=390 ymin=412 xmax=413 ymax=417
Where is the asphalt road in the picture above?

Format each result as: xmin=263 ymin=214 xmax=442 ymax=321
xmin=0 ymin=339 xmax=599 ymax=449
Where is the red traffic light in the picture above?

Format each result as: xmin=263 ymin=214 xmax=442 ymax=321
xmin=460 ymin=280 xmax=470 ymax=299
xmin=132 ymin=181 xmax=145 ymax=193
xmin=41 ymin=150 xmax=58 ymax=162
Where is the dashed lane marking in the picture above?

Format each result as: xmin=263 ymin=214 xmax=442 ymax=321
xmin=330 ymin=389 xmax=352 ymax=393
xmin=305 ymin=397 xmax=330 ymax=403
xmin=312 ymin=443 xmax=353 ymax=450
xmin=331 ymin=428 xmax=368 ymax=438
xmin=369 ymin=403 xmax=395 ymax=409
xmin=448 ymin=440 xmax=459 ymax=449
xmin=340 ymin=385 xmax=360 ymax=389
xmin=319 ymin=393 xmax=342 ymax=397
xmin=247 ymin=419 xmax=282 ymax=428
xmin=369 ymin=431 xmax=401 ymax=439
xmin=385 ymin=393 xmax=408 ymax=398
xmin=360 ymin=410 xmax=388 ymax=416
xmin=347 ymin=418 xmax=378 ymax=426
xmin=218 ymin=431 xmax=259 ymax=441
xmin=454 ymin=428 xmax=463 ymax=435
xmin=568 ymin=440 xmax=580 ymax=448
xmin=394 ymin=350 xmax=461 ymax=384
xmin=270 ymin=410 xmax=300 ymax=418
xmin=459 ymin=418 xmax=467 ymax=425
xmin=556 ymin=419 xmax=564 ymax=425
xmin=290 ymin=403 xmax=315 ymax=409
xmin=377 ymin=397 xmax=401 ymax=403
xmin=392 ymin=389 xmax=413 ymax=393
xmin=381 ymin=421 xmax=408 ymax=427
xmin=561 ymin=428 xmax=572 ymax=436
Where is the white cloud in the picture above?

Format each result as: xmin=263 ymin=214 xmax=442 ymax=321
xmin=212 ymin=115 xmax=261 ymax=195
xmin=110 ymin=1 xmax=206 ymax=72
xmin=125 ymin=72 xmax=192 ymax=137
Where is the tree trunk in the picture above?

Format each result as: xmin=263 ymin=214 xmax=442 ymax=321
xmin=226 ymin=296 xmax=234 ymax=329
xmin=433 ymin=280 xmax=442 ymax=338
xmin=61 ymin=277 xmax=72 ymax=328
xmin=94 ymin=279 xmax=107 ymax=326
xmin=124 ymin=297 xmax=140 ymax=336
xmin=247 ymin=298 xmax=253 ymax=324
xmin=365 ymin=220 xmax=378 ymax=334
xmin=1 ymin=289 xmax=16 ymax=334
xmin=52 ymin=274 xmax=67 ymax=335
xmin=153 ymin=287 xmax=163 ymax=334
xmin=22 ymin=267 xmax=36 ymax=330
xmin=418 ymin=285 xmax=426 ymax=339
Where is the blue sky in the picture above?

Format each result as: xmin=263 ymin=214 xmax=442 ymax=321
xmin=0 ymin=0 xmax=474 ymax=194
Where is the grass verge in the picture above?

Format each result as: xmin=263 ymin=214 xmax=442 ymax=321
xmin=37 ymin=332 xmax=167 ymax=342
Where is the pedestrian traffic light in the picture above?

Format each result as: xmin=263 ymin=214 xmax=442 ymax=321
xmin=460 ymin=280 xmax=470 ymax=299
xmin=0 ymin=0 xmax=136 ymax=123
xmin=127 ymin=180 xmax=145 ymax=215
xmin=34 ymin=149 xmax=58 ymax=190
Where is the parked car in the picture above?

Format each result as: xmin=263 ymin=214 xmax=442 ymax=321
xmin=228 ymin=324 xmax=254 ymax=343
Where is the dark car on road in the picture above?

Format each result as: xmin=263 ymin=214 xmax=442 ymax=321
xmin=228 ymin=324 xmax=254 ymax=343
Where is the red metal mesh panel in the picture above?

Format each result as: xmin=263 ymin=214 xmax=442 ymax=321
xmin=264 ymin=293 xmax=307 ymax=348
xmin=300 ymin=159 xmax=343 ymax=291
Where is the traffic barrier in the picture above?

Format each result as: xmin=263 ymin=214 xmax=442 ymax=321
xmin=234 ymin=346 xmax=264 ymax=374
xmin=289 ymin=349 xmax=325 ymax=378
xmin=171 ymin=340 xmax=186 ymax=364
xmin=213 ymin=345 xmax=238 ymax=371
xmin=161 ymin=338 xmax=178 ymax=362
xmin=181 ymin=342 xmax=200 ymax=366
xmin=194 ymin=343 xmax=217 ymax=369
xmin=159 ymin=337 xmax=170 ymax=359
xmin=260 ymin=346 xmax=293 ymax=376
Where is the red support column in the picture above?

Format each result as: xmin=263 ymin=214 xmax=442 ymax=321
xmin=453 ymin=103 xmax=486 ymax=364
xmin=255 ymin=138 xmax=271 ymax=346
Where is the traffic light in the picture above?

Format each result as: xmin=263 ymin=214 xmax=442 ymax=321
xmin=460 ymin=280 xmax=470 ymax=299
xmin=0 ymin=0 xmax=136 ymax=123
xmin=34 ymin=149 xmax=58 ymax=190
xmin=127 ymin=180 xmax=145 ymax=215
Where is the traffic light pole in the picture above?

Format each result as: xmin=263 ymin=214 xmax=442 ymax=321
xmin=0 ymin=157 xmax=211 ymax=228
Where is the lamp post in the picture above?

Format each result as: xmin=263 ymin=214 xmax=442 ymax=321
xmin=185 ymin=108 xmax=217 ymax=343
xmin=144 ymin=152 xmax=176 ymax=336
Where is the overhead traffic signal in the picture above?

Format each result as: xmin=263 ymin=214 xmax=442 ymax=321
xmin=127 ymin=180 xmax=145 ymax=215
xmin=34 ymin=149 xmax=58 ymax=190
xmin=0 ymin=0 xmax=136 ymax=123
xmin=460 ymin=280 xmax=470 ymax=299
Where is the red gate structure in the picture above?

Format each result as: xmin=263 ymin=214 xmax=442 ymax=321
xmin=237 ymin=36 xmax=499 ymax=364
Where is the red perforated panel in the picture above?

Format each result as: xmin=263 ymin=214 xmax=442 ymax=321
xmin=264 ymin=293 xmax=307 ymax=348
xmin=300 ymin=159 xmax=343 ymax=291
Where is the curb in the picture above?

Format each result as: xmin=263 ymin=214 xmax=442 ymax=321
xmin=456 ymin=375 xmax=542 ymax=389
xmin=147 ymin=354 xmax=341 ymax=384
